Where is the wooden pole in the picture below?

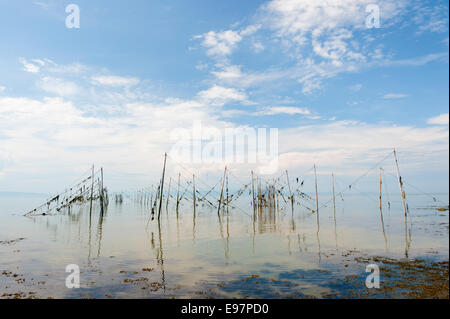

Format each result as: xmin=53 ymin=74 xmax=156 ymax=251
xmin=379 ymin=167 xmax=388 ymax=249
xmin=158 ymin=153 xmax=167 ymax=221
xmin=192 ymin=174 xmax=196 ymax=217
xmin=332 ymin=172 xmax=336 ymax=219
xmin=100 ymin=167 xmax=104 ymax=199
xmin=166 ymin=177 xmax=171 ymax=214
xmin=89 ymin=164 xmax=94 ymax=216
xmin=315 ymin=167 xmax=321 ymax=261
xmin=100 ymin=167 xmax=104 ymax=214
xmin=176 ymin=173 xmax=181 ymax=217
xmin=226 ymin=173 xmax=229 ymax=214
xmin=156 ymin=182 xmax=161 ymax=204
xmin=286 ymin=170 xmax=293 ymax=206
xmin=258 ymin=177 xmax=262 ymax=216
xmin=275 ymin=181 xmax=280 ymax=218
xmin=379 ymin=167 xmax=383 ymax=215
xmin=332 ymin=172 xmax=337 ymax=248
xmin=251 ymin=171 xmax=256 ymax=218
xmin=393 ymin=149 xmax=408 ymax=217
xmin=314 ymin=165 xmax=319 ymax=212
xmin=217 ymin=166 xmax=227 ymax=216
xmin=257 ymin=177 xmax=260 ymax=216
xmin=150 ymin=190 xmax=153 ymax=209
xmin=314 ymin=164 xmax=319 ymax=230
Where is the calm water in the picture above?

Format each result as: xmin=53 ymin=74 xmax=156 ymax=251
xmin=0 ymin=192 xmax=448 ymax=298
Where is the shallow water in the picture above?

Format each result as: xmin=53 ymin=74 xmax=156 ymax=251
xmin=0 ymin=192 xmax=448 ymax=298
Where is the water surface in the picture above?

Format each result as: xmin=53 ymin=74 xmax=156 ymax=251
xmin=0 ymin=192 xmax=448 ymax=298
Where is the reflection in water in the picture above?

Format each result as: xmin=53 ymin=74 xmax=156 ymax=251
xmin=5 ymin=191 xmax=447 ymax=299
xmin=23 ymin=193 xmax=429 ymax=261
xmin=157 ymin=220 xmax=166 ymax=291
xmin=378 ymin=169 xmax=388 ymax=251
xmin=217 ymin=211 xmax=230 ymax=262
xmin=96 ymin=206 xmax=106 ymax=257
xmin=332 ymin=173 xmax=338 ymax=250
xmin=404 ymin=213 xmax=411 ymax=258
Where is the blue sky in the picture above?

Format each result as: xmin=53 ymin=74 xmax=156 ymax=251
xmin=0 ymin=0 xmax=448 ymax=193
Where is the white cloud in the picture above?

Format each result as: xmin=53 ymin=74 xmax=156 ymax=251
xmin=257 ymin=0 xmax=407 ymax=92
xmin=262 ymin=0 xmax=405 ymax=35
xmin=252 ymin=41 xmax=265 ymax=53
xmin=195 ymin=24 xmax=261 ymax=58
xmin=211 ymin=65 xmax=243 ymax=80
xmin=91 ymin=75 xmax=140 ymax=87
xmin=48 ymin=62 xmax=88 ymax=75
xmin=216 ymin=61 xmax=357 ymax=97
xmin=194 ymin=0 xmax=447 ymax=96
xmin=19 ymin=58 xmax=41 ymax=73
xmin=37 ymin=77 xmax=80 ymax=96
xmin=412 ymin=2 xmax=449 ymax=34
xmin=197 ymin=30 xmax=243 ymax=57
xmin=211 ymin=64 xmax=301 ymax=89
xmin=219 ymin=109 xmax=249 ymax=118
xmin=240 ymin=24 xmax=261 ymax=36
xmin=383 ymin=93 xmax=408 ymax=99
xmin=258 ymin=106 xmax=311 ymax=115
xmin=19 ymin=58 xmax=89 ymax=76
xmin=195 ymin=62 xmax=208 ymax=71
xmin=32 ymin=59 xmax=46 ymax=66
xmin=250 ymin=0 xmax=415 ymax=93
xmin=382 ymin=52 xmax=449 ymax=67
xmin=0 ymin=94 xmax=232 ymax=190
xmin=0 ymin=93 xmax=448 ymax=191
xmin=0 ymin=86 xmax=5 ymax=92
xmin=14 ymin=58 xmax=155 ymax=109
xmin=33 ymin=1 xmax=49 ymax=10
xmin=312 ymin=28 xmax=365 ymax=66
xmin=197 ymin=85 xmax=248 ymax=106
xmin=278 ymin=120 xmax=449 ymax=175
xmin=427 ymin=113 xmax=449 ymax=125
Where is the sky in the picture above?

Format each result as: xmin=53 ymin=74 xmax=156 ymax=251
xmin=0 ymin=0 xmax=448 ymax=194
